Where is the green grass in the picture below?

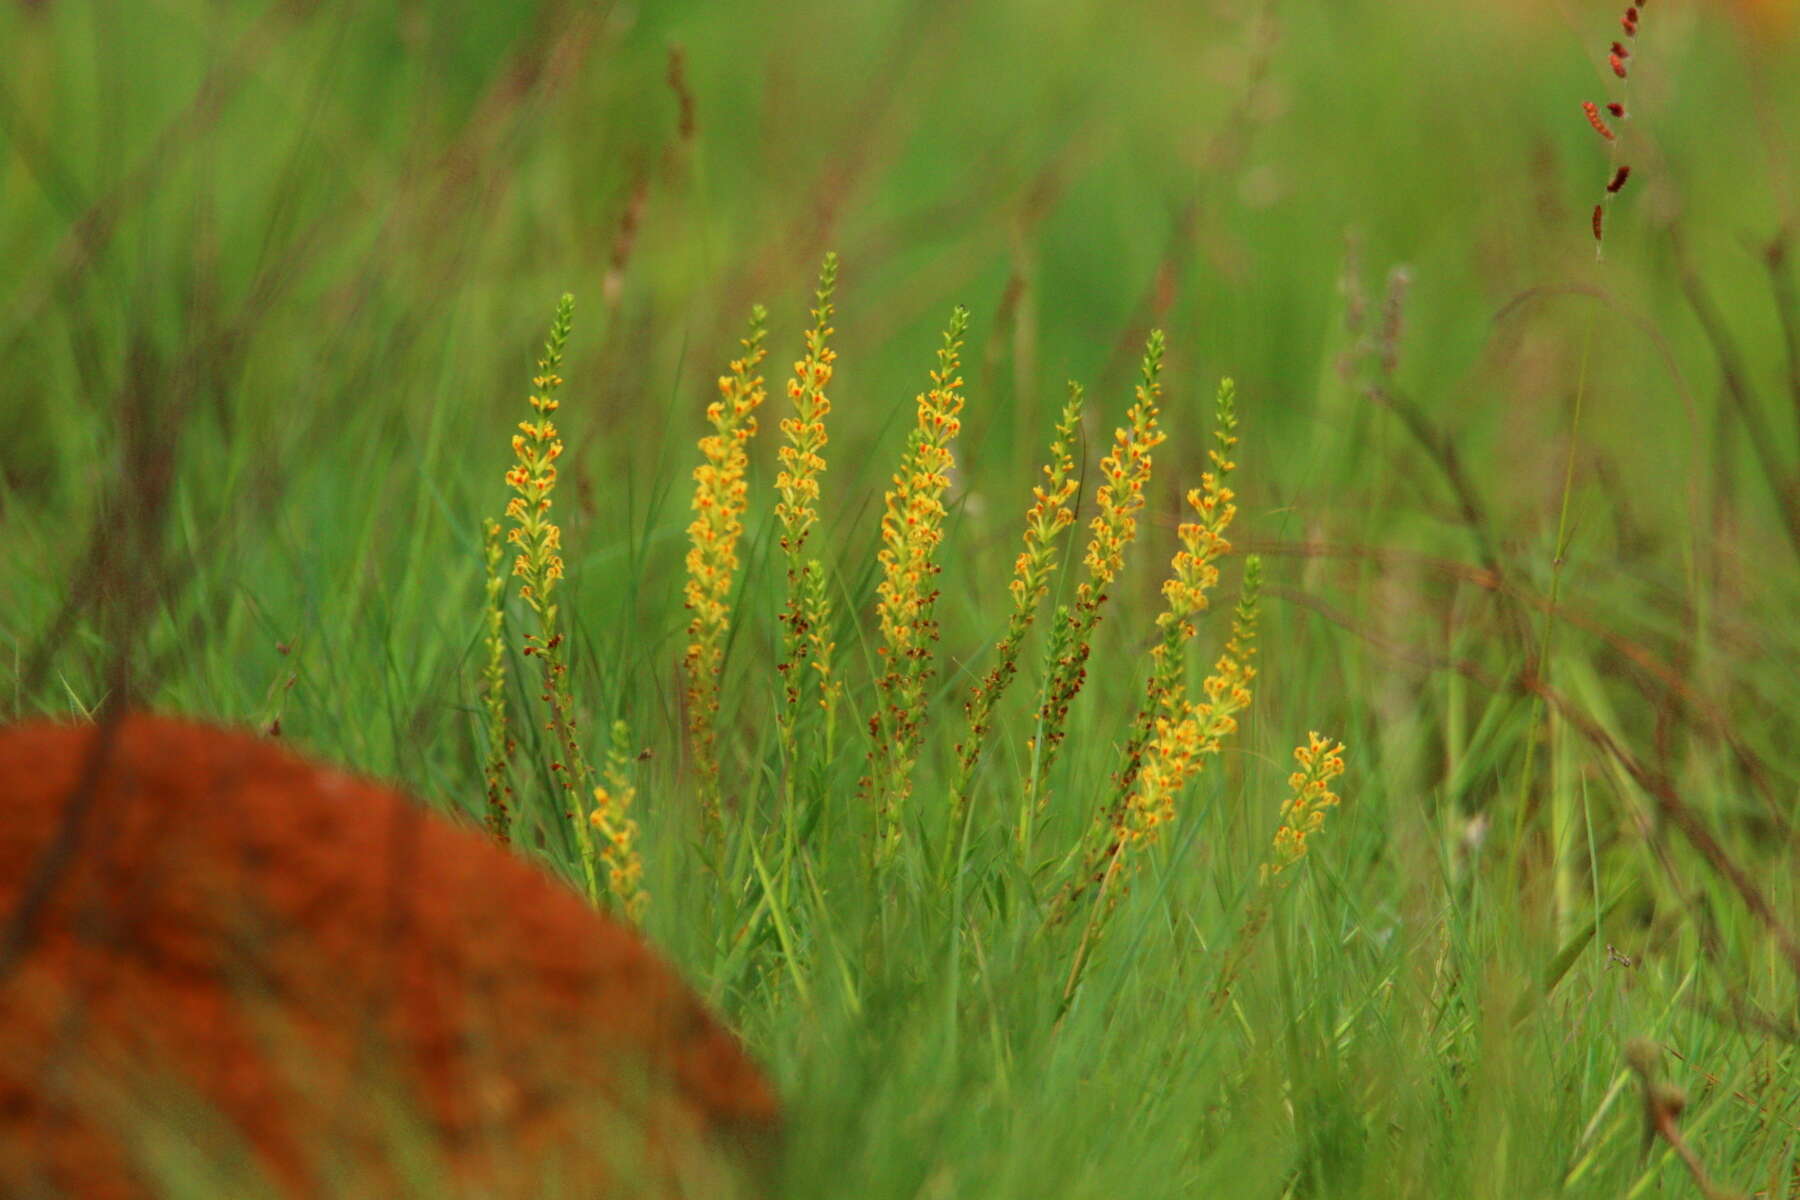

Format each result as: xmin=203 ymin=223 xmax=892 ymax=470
xmin=4 ymin=0 xmax=1799 ymax=1195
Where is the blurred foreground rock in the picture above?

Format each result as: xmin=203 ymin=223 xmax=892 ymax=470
xmin=0 ymin=713 xmax=779 ymax=1198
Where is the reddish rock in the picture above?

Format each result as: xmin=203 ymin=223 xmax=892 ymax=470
xmin=0 ymin=713 xmax=779 ymax=1197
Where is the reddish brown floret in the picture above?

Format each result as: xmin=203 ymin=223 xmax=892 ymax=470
xmin=1583 ymin=101 xmax=1617 ymax=140
xmin=0 ymin=714 xmax=780 ymax=1198
xmin=1607 ymin=165 xmax=1632 ymax=193
xmin=1593 ymin=204 xmax=1605 ymax=241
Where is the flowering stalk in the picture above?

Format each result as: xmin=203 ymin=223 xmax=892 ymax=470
xmin=1535 ymin=0 xmax=1652 ymax=931
xmin=478 ymin=517 xmax=514 ymax=843
xmin=1059 ymin=557 xmax=1261 ymax=1002
xmin=775 ymin=254 xmax=840 ymax=769
xmin=798 ymin=557 xmax=843 ymax=752
xmin=1027 ymin=332 xmax=1166 ymax=807
xmin=1583 ymin=1 xmax=1648 ymax=255
xmin=949 ymin=389 xmax=1083 ymax=843
xmin=1107 ymin=558 xmax=1259 ymax=891
xmin=590 ymin=718 xmax=648 ymax=923
xmin=1060 ymin=556 xmax=1261 ymax=929
xmin=504 ymin=293 xmax=602 ymax=904
xmin=1262 ymin=732 xmax=1348 ymax=884
xmin=865 ymin=305 xmax=969 ymax=864
xmin=1211 ymin=732 xmax=1348 ymax=1013
xmin=1111 ymin=378 xmax=1240 ymax=810
xmin=683 ymin=306 xmax=769 ymax=830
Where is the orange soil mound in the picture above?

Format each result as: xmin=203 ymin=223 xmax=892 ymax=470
xmin=0 ymin=713 xmax=779 ymax=1198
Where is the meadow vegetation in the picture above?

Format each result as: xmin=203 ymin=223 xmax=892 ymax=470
xmin=3 ymin=0 xmax=1799 ymax=1195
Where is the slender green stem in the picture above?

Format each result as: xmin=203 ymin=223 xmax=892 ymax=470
xmin=1512 ymin=301 xmax=1597 ymax=880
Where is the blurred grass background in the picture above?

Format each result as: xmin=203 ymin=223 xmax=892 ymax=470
xmin=3 ymin=0 xmax=1799 ymax=1195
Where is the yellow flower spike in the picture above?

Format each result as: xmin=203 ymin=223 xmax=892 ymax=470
xmin=1061 ymin=554 xmax=1262 ymax=926
xmin=478 ymin=517 xmax=514 ymax=844
xmin=1206 ymin=721 xmax=1345 ymax=1015
xmin=683 ymin=304 xmax=769 ymax=830
xmin=797 ymin=555 xmax=842 ymax=742
xmin=1263 ymin=732 xmax=1348 ymax=884
xmin=497 ymin=295 xmax=609 ymax=908
xmin=949 ymin=387 xmax=1084 ymax=841
xmin=1029 ymin=333 xmax=1167 ymax=805
xmin=505 ymin=298 xmax=573 ymax=610
xmin=588 ymin=719 xmax=647 ymax=923
xmin=1114 ymin=379 xmax=1240 ymax=808
xmin=1124 ymin=560 xmax=1262 ymax=855
xmin=1059 ymin=555 xmax=1261 ymax=1007
xmin=865 ymin=304 xmax=969 ymax=864
xmin=504 ymin=293 xmax=573 ymax=618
